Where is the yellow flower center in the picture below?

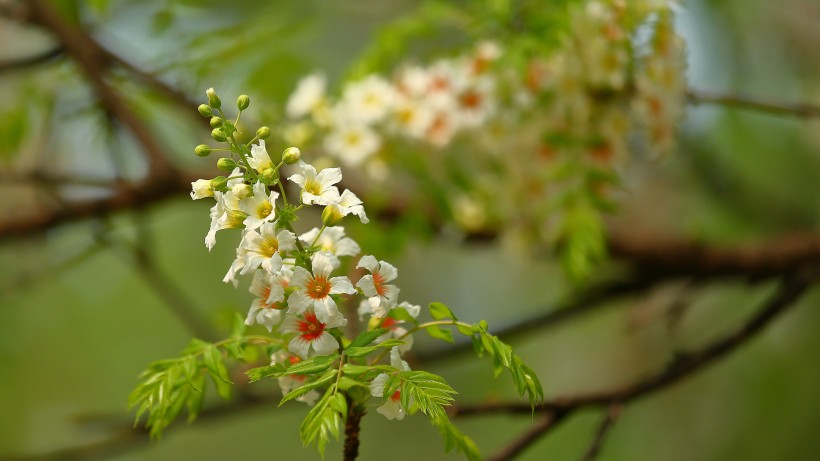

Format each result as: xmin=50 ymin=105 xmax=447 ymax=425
xmin=255 ymin=200 xmax=273 ymax=220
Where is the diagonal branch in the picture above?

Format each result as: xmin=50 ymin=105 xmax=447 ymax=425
xmin=579 ymin=403 xmax=622 ymax=461
xmin=687 ymin=89 xmax=820 ymax=118
xmin=453 ymin=267 xmax=816 ymax=419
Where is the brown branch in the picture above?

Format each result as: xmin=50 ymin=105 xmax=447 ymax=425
xmin=579 ymin=403 xmax=622 ymax=461
xmin=26 ymin=0 xmax=176 ymax=176
xmin=453 ymin=267 xmax=816 ymax=419
xmin=608 ymin=227 xmax=820 ymax=279
xmin=687 ymin=89 xmax=820 ymax=118
xmin=487 ymin=413 xmax=568 ymax=461
xmin=0 ymin=46 xmax=64 ymax=73
xmin=343 ymin=396 xmax=365 ymax=461
xmin=2 ymin=393 xmax=279 ymax=461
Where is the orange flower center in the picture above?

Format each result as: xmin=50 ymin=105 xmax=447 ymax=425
xmin=372 ymin=272 xmax=387 ymax=296
xmin=307 ymin=277 xmax=331 ymax=299
xmin=390 ymin=390 xmax=401 ymax=402
xmin=298 ymin=312 xmax=326 ymax=340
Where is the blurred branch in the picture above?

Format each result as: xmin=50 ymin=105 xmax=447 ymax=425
xmin=687 ymin=89 xmax=820 ymax=118
xmin=452 ymin=266 xmax=816 ymax=418
xmin=26 ymin=0 xmax=176 ymax=176
xmin=579 ymin=403 xmax=622 ymax=461
xmin=93 ymin=222 xmax=219 ymax=341
xmin=487 ymin=413 xmax=564 ymax=461
xmin=0 ymin=46 xmax=63 ymax=73
xmin=2 ymin=393 xmax=279 ymax=461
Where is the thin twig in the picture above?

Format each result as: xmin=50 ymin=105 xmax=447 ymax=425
xmin=687 ymin=89 xmax=820 ymax=118
xmin=579 ymin=403 xmax=622 ymax=461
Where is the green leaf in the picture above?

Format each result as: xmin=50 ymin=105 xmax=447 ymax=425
xmin=280 ymin=370 xmax=337 ymax=406
xmin=347 ymin=329 xmax=389 ymax=349
xmin=391 ymin=307 xmax=420 ymax=325
xmin=284 ymin=354 xmax=338 ymax=376
xmin=426 ymin=325 xmax=455 ymax=343
xmin=300 ymin=387 xmax=346 ymax=457
xmin=337 ymin=376 xmax=370 ymax=391
xmin=203 ymin=348 xmax=232 ymax=384
xmin=431 ymin=416 xmax=481 ymax=461
xmin=397 ymin=371 xmax=457 ymax=419
xmin=342 ymin=364 xmax=395 ymax=375
xmin=246 ymin=364 xmax=286 ymax=382
xmin=429 ymin=302 xmax=456 ymax=320
xmin=344 ymin=339 xmax=405 ymax=357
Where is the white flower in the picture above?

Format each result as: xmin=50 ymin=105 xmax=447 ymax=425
xmin=239 ymin=224 xmax=297 ymax=274
xmin=325 ymin=189 xmax=369 ymax=224
xmin=190 ymin=179 xmax=213 ymax=200
xmin=271 ymin=352 xmax=323 ymax=405
xmin=286 ymin=73 xmax=326 ymax=119
xmin=287 ymin=252 xmax=356 ymax=323
xmin=244 ymin=269 xmax=289 ymax=331
xmin=356 ymin=255 xmax=399 ymax=317
xmin=239 ymin=182 xmax=279 ymax=231
xmin=300 ymin=226 xmax=360 ymax=258
xmin=390 ymin=95 xmax=434 ymax=139
xmin=283 ymin=309 xmax=346 ymax=359
xmin=358 ymin=301 xmax=420 ymax=354
xmin=370 ymin=347 xmax=411 ymax=420
xmin=340 ymin=75 xmax=396 ymax=124
xmin=205 ymin=190 xmax=247 ymax=250
xmin=287 ymin=162 xmax=342 ymax=206
xmin=324 ymin=123 xmax=381 ymax=166
xmin=248 ymin=140 xmax=274 ymax=173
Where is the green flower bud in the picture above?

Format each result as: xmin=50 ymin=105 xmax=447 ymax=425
xmin=322 ymin=205 xmax=343 ymax=226
xmin=211 ymin=128 xmax=228 ymax=142
xmin=256 ymin=126 xmax=271 ymax=140
xmin=282 ymin=146 xmax=301 ymax=165
xmin=206 ymin=87 xmax=221 ymax=109
xmin=194 ymin=144 xmax=212 ymax=157
xmin=217 ymin=158 xmax=238 ymax=171
xmin=259 ymin=167 xmax=279 ymax=184
xmin=210 ymin=176 xmax=228 ymax=192
xmin=197 ymin=104 xmax=213 ymax=117
xmin=237 ymin=94 xmax=250 ymax=111
xmin=210 ymin=116 xmax=224 ymax=128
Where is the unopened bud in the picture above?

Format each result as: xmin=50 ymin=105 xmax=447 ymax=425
xmin=197 ymin=104 xmax=213 ymax=117
xmin=206 ymin=87 xmax=221 ymax=109
xmin=232 ymin=183 xmax=252 ymax=199
xmin=322 ymin=205 xmax=343 ymax=226
xmin=217 ymin=158 xmax=238 ymax=171
xmin=260 ymin=167 xmax=279 ymax=184
xmin=256 ymin=126 xmax=271 ymax=139
xmin=210 ymin=176 xmax=228 ymax=192
xmin=237 ymin=94 xmax=250 ymax=111
xmin=211 ymin=128 xmax=228 ymax=142
xmin=210 ymin=116 xmax=224 ymax=128
xmin=194 ymin=144 xmax=212 ymax=157
xmin=282 ymin=146 xmax=301 ymax=165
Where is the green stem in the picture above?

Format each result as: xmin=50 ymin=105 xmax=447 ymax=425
xmin=310 ymin=225 xmax=327 ymax=248
xmin=370 ymin=320 xmax=473 ymax=365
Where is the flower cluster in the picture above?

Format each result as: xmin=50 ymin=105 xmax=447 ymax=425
xmin=277 ymin=0 xmax=686 ymax=277
xmin=190 ymin=89 xmax=421 ymax=416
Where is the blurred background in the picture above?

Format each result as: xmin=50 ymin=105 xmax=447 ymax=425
xmin=0 ymin=1 xmax=818 ymax=460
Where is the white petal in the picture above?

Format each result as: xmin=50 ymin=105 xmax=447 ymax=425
xmin=356 ymin=275 xmax=378 ymax=298
xmin=398 ymin=301 xmax=421 ymax=318
xmin=356 ymin=255 xmax=379 ymax=272
xmin=311 ymin=252 xmax=334 ymax=278
xmin=312 ymin=297 xmax=340 ymax=324
xmin=287 ymin=290 xmax=313 ymax=315
xmin=277 ymin=230 xmax=297 ymax=252
xmin=377 ymin=261 xmax=398 ymax=282
xmin=370 ymin=373 xmax=389 ymax=397
xmin=289 ymin=266 xmax=312 ymax=289
xmin=316 ymin=167 xmax=342 ymax=188
xmin=330 ymin=276 xmax=356 ymax=295
xmin=288 ymin=336 xmax=311 ymax=359
xmin=376 ymin=400 xmax=405 ymax=420
xmin=311 ymin=332 xmax=339 ymax=357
